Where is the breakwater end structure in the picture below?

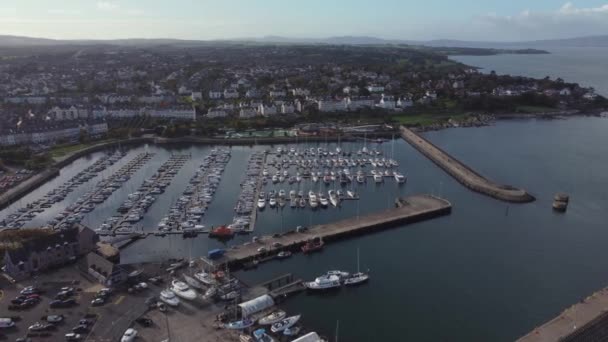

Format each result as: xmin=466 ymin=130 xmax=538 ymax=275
xmin=400 ymin=126 xmax=535 ymax=203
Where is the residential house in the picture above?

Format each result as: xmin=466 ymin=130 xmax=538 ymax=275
xmin=347 ymin=97 xmax=375 ymax=110
xmin=291 ymin=88 xmax=311 ymax=97
xmin=269 ymin=90 xmax=286 ymax=98
xmin=209 ymin=90 xmax=223 ymax=99
xmin=379 ymin=95 xmax=397 ymax=110
xmin=281 ymin=103 xmax=296 ymax=114
xmin=191 ymin=92 xmax=203 ymax=101
xmin=239 ymin=108 xmax=258 ymax=119
xmin=148 ymin=107 xmax=196 ymax=121
xmin=79 ymin=251 xmax=128 ymax=287
xmin=259 ymin=104 xmax=277 ymax=116
xmin=3 ymin=226 xmax=98 ymax=281
xmin=207 ymin=108 xmax=228 ymax=118
xmin=366 ymin=85 xmax=385 ymax=93
xmin=245 ymin=89 xmax=262 ymax=99
xmin=318 ymin=99 xmax=347 ymax=112
xmin=224 ymin=89 xmax=239 ymax=99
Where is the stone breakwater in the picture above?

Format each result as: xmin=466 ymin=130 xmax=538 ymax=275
xmin=400 ymin=126 xmax=535 ymax=203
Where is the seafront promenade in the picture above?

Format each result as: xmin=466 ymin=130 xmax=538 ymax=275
xmin=400 ymin=126 xmax=535 ymax=203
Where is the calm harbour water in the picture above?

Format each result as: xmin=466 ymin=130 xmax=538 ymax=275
xmin=3 ymin=117 xmax=608 ymax=341
xmin=451 ymin=47 xmax=608 ymax=96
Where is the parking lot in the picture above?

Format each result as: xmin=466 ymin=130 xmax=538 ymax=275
xmin=0 ymin=266 xmax=102 ymax=341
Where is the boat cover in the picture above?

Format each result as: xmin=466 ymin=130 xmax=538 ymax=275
xmin=238 ymin=294 xmax=275 ymax=317
xmin=291 ymin=332 xmax=323 ymax=342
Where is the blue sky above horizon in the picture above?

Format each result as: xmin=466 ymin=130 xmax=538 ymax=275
xmin=1 ymin=1 xmax=608 ymax=41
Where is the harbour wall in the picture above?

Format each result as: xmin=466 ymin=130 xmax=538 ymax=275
xmin=400 ymin=125 xmax=535 ymax=203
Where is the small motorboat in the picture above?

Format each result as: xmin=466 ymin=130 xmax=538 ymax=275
xmin=183 ymin=274 xmax=203 ymax=290
xmin=258 ymin=310 xmax=287 ymax=325
xmin=270 ymin=315 xmax=301 ymax=333
xmin=225 ymin=318 xmax=254 ymax=330
xmin=276 ymin=251 xmax=292 ymax=259
xmin=159 ymin=289 xmax=180 ymax=306
xmin=252 ymin=328 xmax=276 ymax=342
xmin=204 ymin=286 xmax=217 ymax=298
xmin=283 ymin=325 xmax=302 ymax=336
xmin=170 ymin=280 xmax=197 ymax=301
xmin=194 ymin=271 xmax=217 ymax=286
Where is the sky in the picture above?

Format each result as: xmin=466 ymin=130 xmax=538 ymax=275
xmin=1 ymin=1 xmax=608 ymax=41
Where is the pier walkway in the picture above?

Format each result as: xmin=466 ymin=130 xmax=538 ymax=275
xmin=400 ymin=126 xmax=535 ymax=203
xmin=517 ymin=287 xmax=608 ymax=342
xmin=205 ymin=194 xmax=451 ymax=269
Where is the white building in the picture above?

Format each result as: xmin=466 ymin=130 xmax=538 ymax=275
xmin=48 ymin=106 xmax=89 ymax=121
xmin=366 ymin=85 xmax=385 ymax=93
xmin=347 ymin=97 xmax=375 ymax=110
xmin=239 ymin=108 xmax=258 ymax=119
xmin=281 ymin=103 xmax=296 ymax=114
xmin=259 ymin=104 xmax=277 ymax=116
xmin=224 ymin=89 xmax=239 ymax=99
xmin=148 ymin=107 xmax=196 ymax=121
xmin=318 ymin=99 xmax=347 ymax=112
xmin=106 ymin=108 xmax=142 ymax=118
xmin=291 ymin=88 xmax=311 ymax=97
xmin=191 ymin=92 xmax=203 ymax=101
xmin=209 ymin=90 xmax=223 ymax=99
xmin=207 ymin=108 xmax=228 ymax=118
xmin=269 ymin=90 xmax=286 ymax=98
xmin=379 ymin=95 xmax=397 ymax=110
xmin=398 ymin=97 xmax=413 ymax=108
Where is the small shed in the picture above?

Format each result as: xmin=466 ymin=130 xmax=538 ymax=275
xmin=238 ymin=294 xmax=275 ymax=317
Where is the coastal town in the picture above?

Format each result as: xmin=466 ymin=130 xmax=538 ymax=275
xmin=1 ymin=41 xmax=608 ymax=342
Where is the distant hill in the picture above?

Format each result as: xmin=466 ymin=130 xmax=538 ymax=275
xmin=1 ymin=34 xmax=607 ymax=48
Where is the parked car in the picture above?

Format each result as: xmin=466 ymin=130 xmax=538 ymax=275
xmin=72 ymin=325 xmax=88 ymax=333
xmin=65 ymin=333 xmax=81 ymax=341
xmin=91 ymin=298 xmax=105 ymax=306
xmin=121 ymin=328 xmax=138 ymax=342
xmin=78 ymin=319 xmax=91 ymax=326
xmin=135 ymin=317 xmax=153 ymax=327
xmin=45 ymin=315 xmax=64 ymax=323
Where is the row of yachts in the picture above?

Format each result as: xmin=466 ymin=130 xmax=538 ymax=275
xmin=0 ymin=151 xmax=129 ymax=230
xmin=230 ymin=151 xmax=266 ymax=231
xmin=265 ymin=168 xmax=406 ymax=185
xmin=257 ymin=189 xmax=352 ymax=210
xmin=156 ymin=149 xmax=231 ymax=234
xmin=97 ymin=154 xmax=189 ymax=234
xmin=274 ymin=145 xmax=383 ymax=158
xmin=158 ymin=270 xmax=243 ymax=307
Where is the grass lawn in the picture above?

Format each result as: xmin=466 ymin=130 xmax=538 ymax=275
xmin=393 ymin=112 xmax=469 ymax=126
xmin=515 ymin=105 xmax=556 ymax=113
xmin=49 ymin=140 xmax=113 ymax=159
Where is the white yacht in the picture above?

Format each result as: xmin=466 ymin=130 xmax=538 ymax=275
xmin=170 ymin=280 xmax=198 ymax=300
xmin=309 ymin=193 xmax=318 ymax=208
xmin=257 ymin=198 xmax=266 ymax=210
xmin=269 ymin=197 xmax=277 ymax=208
xmin=328 ymin=190 xmax=339 ymax=207
xmin=394 ymin=172 xmax=407 ymax=183
xmin=319 ymin=193 xmax=329 ymax=207
xmin=270 ymin=315 xmax=301 ymax=333
xmin=159 ymin=289 xmax=180 ymax=306
xmin=194 ymin=271 xmax=217 ymax=286
xmin=258 ymin=310 xmax=287 ymax=325
xmin=305 ymin=274 xmax=341 ymax=290
xmin=373 ymin=174 xmax=383 ymax=183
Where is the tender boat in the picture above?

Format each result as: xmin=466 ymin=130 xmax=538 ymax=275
xmin=394 ymin=172 xmax=407 ymax=183
xmin=159 ymin=289 xmax=180 ymax=306
xmin=270 ymin=315 xmax=301 ymax=333
xmin=225 ymin=318 xmax=254 ymax=330
xmin=283 ymin=326 xmax=302 ymax=336
xmin=252 ymin=329 xmax=276 ymax=342
xmin=209 ymin=226 xmax=234 ymax=238
xmin=170 ymin=280 xmax=197 ymax=300
xmin=258 ymin=310 xmax=286 ymax=325
xmin=305 ymin=274 xmax=341 ymax=290
xmin=183 ymin=274 xmax=203 ymax=289
xmin=276 ymin=251 xmax=292 ymax=259
xmin=194 ymin=271 xmax=217 ymax=286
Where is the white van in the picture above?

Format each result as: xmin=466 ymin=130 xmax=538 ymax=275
xmin=0 ymin=318 xmax=15 ymax=328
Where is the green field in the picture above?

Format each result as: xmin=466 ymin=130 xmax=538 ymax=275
xmin=393 ymin=112 xmax=468 ymax=126
xmin=515 ymin=106 xmax=556 ymax=113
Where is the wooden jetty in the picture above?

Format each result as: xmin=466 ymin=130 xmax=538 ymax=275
xmin=204 ymin=194 xmax=451 ymax=269
xmin=400 ymin=126 xmax=535 ymax=203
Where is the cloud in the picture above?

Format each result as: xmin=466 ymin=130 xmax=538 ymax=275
xmin=96 ymin=1 xmax=119 ymax=11
xmin=48 ymin=9 xmax=82 ymax=15
xmin=471 ymin=2 xmax=608 ymax=40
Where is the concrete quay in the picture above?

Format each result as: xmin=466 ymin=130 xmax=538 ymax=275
xmin=517 ymin=287 xmax=608 ymax=342
xmin=205 ymin=194 xmax=451 ymax=270
xmin=400 ymin=126 xmax=535 ymax=203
